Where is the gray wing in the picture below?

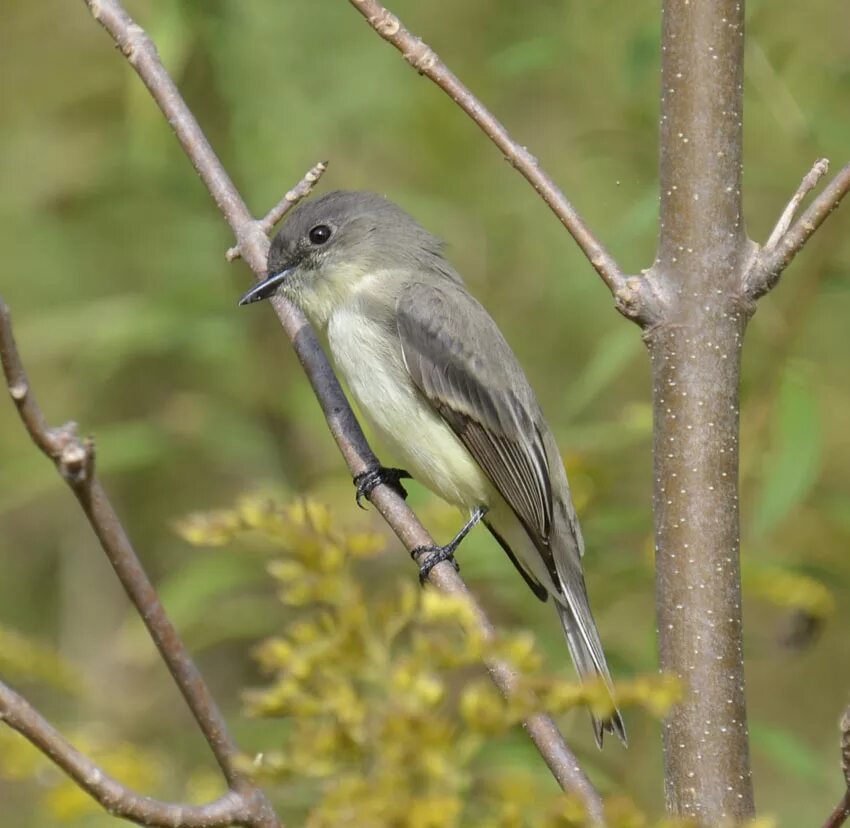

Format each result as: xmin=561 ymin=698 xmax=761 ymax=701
xmin=398 ymin=282 xmax=621 ymax=743
xmin=396 ymin=280 xmax=555 ymax=550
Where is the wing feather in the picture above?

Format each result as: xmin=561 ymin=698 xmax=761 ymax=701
xmin=397 ymin=280 xmax=553 ymax=546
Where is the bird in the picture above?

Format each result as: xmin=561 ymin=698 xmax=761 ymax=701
xmin=239 ymin=190 xmax=626 ymax=745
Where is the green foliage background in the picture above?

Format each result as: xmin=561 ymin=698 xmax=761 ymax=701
xmin=1 ymin=0 xmax=848 ymax=824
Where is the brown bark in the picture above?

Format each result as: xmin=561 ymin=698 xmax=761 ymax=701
xmin=649 ymin=1 xmax=756 ymax=819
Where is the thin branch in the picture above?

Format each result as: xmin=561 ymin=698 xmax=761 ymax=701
xmin=226 ymin=161 xmax=329 ymax=261
xmin=745 ymin=159 xmax=850 ymax=300
xmin=824 ymin=705 xmax=850 ymax=828
xmin=345 ymin=0 xmax=662 ymax=325
xmin=843 ymin=705 xmax=850 ymax=791
xmin=826 ymin=793 xmax=850 ymax=828
xmin=82 ymin=0 xmax=605 ymax=820
xmin=0 ymin=680 xmax=250 ymax=828
xmin=764 ymin=158 xmax=829 ymax=249
xmin=0 ymin=298 xmax=281 ymax=828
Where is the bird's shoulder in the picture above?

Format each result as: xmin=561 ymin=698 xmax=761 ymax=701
xmin=396 ymin=279 xmax=531 ymax=392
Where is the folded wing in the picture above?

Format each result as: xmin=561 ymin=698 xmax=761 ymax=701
xmin=396 ymin=280 xmax=557 ymax=592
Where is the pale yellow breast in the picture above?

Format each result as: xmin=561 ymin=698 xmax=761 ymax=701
xmin=327 ymin=304 xmax=491 ymax=510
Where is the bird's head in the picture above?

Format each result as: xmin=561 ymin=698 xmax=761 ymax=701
xmin=239 ymin=190 xmax=446 ymax=327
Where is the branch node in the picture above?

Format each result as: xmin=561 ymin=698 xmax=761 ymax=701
xmin=60 ymin=441 xmax=89 ymax=480
xmin=60 ymin=437 xmax=96 ymax=485
xmin=373 ymin=9 xmax=401 ymax=37
xmin=612 ymin=274 xmax=667 ymax=327
xmin=9 ymin=381 xmax=27 ymax=401
xmin=405 ymin=41 xmax=437 ymax=74
xmin=744 ymin=158 xmax=850 ymax=300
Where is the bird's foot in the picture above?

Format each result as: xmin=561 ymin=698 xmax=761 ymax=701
xmin=353 ymin=465 xmax=411 ymax=509
xmin=412 ymin=544 xmax=460 ymax=584
xmin=411 ymin=505 xmax=488 ymax=585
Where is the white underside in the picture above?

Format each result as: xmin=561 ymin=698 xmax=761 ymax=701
xmin=328 ymin=302 xmax=492 ymax=509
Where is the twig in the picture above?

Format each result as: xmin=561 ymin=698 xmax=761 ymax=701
xmin=764 ymin=158 xmax=829 ymax=249
xmin=821 ymin=704 xmax=850 ymax=828
xmin=0 ymin=681 xmax=251 ymax=828
xmin=826 ymin=793 xmax=850 ymax=828
xmin=226 ymin=161 xmax=329 ymax=261
xmin=82 ymin=0 xmax=605 ymax=820
xmin=345 ymin=0 xmax=660 ymax=325
xmin=843 ymin=705 xmax=850 ymax=790
xmin=0 ymin=298 xmax=281 ymax=828
xmin=745 ymin=159 xmax=850 ymax=299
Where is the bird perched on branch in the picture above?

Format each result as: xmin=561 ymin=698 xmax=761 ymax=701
xmin=240 ymin=190 xmax=625 ymax=746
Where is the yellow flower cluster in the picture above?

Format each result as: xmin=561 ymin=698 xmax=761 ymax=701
xmin=182 ymin=494 xmax=692 ymax=827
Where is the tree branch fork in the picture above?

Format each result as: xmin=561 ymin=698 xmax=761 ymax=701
xmin=643 ymin=155 xmax=850 ymax=330
xmin=348 ymin=0 xmax=850 ymax=329
xmin=1 ymin=297 xmax=282 ymax=828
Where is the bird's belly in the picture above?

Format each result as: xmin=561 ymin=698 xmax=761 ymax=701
xmin=327 ymin=311 xmax=491 ymax=509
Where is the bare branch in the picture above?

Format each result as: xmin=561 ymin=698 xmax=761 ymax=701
xmin=226 ymin=161 xmax=329 ymax=262
xmin=0 ymin=680 xmax=251 ymax=828
xmin=825 ymin=795 xmax=850 ymax=828
xmin=764 ymin=158 xmax=829 ymax=249
xmin=843 ymin=705 xmax=850 ymax=791
xmin=745 ymin=159 xmax=850 ymax=300
xmin=78 ymin=0 xmax=605 ymax=819
xmin=823 ymin=707 xmax=850 ymax=828
xmin=823 ymin=705 xmax=850 ymax=828
xmin=0 ymin=298 xmax=281 ymax=828
xmin=345 ymin=0 xmax=663 ymax=325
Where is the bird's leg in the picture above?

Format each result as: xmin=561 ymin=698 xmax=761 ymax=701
xmin=413 ymin=506 xmax=488 ymax=584
xmin=353 ymin=465 xmax=412 ymax=509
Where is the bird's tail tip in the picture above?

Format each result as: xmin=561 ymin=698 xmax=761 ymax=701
xmin=593 ymin=708 xmax=628 ymax=749
xmin=555 ymin=602 xmax=627 ymax=748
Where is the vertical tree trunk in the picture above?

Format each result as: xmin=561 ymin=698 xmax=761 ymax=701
xmin=650 ymin=0 xmax=756 ymax=820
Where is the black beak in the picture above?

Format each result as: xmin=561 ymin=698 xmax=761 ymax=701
xmin=238 ymin=268 xmax=294 ymax=306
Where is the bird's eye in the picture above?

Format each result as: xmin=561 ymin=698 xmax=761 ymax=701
xmin=308 ymin=224 xmax=332 ymax=245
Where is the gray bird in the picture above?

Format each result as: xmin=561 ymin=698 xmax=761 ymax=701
xmin=240 ymin=190 xmax=625 ymax=745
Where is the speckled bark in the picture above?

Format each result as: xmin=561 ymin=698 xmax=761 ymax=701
xmin=648 ymin=0 xmax=756 ymax=820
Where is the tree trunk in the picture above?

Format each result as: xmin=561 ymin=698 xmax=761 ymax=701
xmin=649 ymin=0 xmax=756 ymax=819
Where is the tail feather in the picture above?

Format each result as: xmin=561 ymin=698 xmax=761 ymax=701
xmin=556 ymin=601 xmax=627 ymax=748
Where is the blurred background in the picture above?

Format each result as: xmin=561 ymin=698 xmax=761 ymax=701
xmin=1 ymin=0 xmax=849 ymax=824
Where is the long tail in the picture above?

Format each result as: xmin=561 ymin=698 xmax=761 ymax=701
xmin=556 ymin=597 xmax=627 ymax=748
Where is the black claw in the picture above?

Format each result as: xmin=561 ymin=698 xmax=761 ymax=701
xmin=412 ymin=544 xmax=460 ymax=584
xmin=411 ymin=506 xmax=488 ymax=585
xmin=353 ymin=466 xmax=411 ymax=509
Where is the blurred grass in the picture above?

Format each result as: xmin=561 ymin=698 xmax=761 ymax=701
xmin=0 ymin=0 xmax=849 ymax=825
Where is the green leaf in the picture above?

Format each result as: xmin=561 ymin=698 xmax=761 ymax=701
xmin=752 ymin=366 xmax=822 ymax=537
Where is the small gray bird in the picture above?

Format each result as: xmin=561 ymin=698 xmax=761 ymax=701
xmin=240 ymin=191 xmax=625 ymax=745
